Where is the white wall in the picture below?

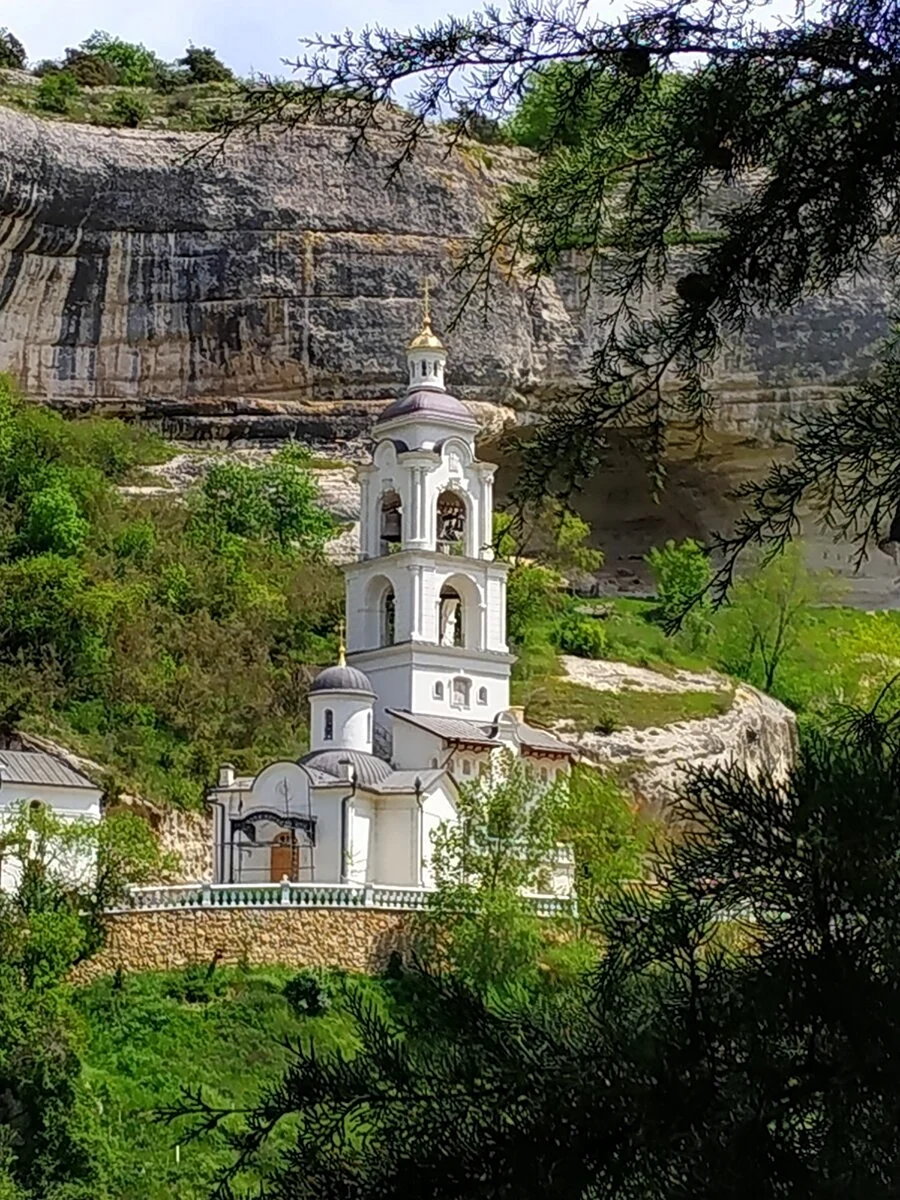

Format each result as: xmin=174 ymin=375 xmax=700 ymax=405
xmin=309 ymin=692 xmax=373 ymax=753
xmin=218 ymin=763 xmax=346 ymax=884
xmin=389 ymin=722 xmax=447 ymax=771
xmin=373 ymin=798 xmax=419 ymax=885
xmin=350 ymin=795 xmax=375 ymax=882
xmin=420 ymin=780 xmax=459 ymax=888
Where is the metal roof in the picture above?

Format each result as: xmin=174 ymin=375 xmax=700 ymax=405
xmin=377 ymin=390 xmax=476 ymax=426
xmin=299 ymin=748 xmax=393 ymax=786
xmin=366 ymin=768 xmax=447 ymax=794
xmin=389 ymin=709 xmax=575 ymax=757
xmin=0 ymin=750 xmax=100 ymax=791
xmin=389 ymin=710 xmax=501 ymax=746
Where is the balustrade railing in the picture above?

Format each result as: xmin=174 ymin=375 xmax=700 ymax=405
xmin=110 ymin=881 xmax=572 ymax=916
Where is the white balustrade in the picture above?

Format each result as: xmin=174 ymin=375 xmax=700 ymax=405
xmin=109 ymin=881 xmax=571 ymax=917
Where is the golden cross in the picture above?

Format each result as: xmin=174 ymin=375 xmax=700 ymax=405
xmin=337 ymin=619 xmax=346 ymax=666
xmin=422 ymin=275 xmax=431 ymax=326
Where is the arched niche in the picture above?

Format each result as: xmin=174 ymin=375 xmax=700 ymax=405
xmin=379 ymin=489 xmax=403 ymax=554
xmin=437 ymin=573 xmax=481 ymax=650
xmin=436 ymin=489 xmax=470 ymax=556
xmin=365 ymin=574 xmax=396 ymax=648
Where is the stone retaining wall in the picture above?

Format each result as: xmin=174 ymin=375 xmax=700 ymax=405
xmin=71 ymin=907 xmax=411 ymax=983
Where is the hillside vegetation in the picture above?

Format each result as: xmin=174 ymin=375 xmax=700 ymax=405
xmin=0 ymin=378 xmax=342 ymax=807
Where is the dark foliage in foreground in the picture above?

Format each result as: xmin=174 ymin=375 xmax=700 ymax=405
xmin=175 ymin=696 xmax=900 ymax=1198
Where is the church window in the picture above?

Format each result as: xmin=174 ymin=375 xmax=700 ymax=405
xmin=462 ymin=759 xmax=472 ymax=776
xmin=451 ymin=677 xmax=471 ymax=709
xmin=367 ymin=711 xmax=372 ymax=741
xmin=540 ymin=767 xmax=548 ymax=782
xmin=421 ymin=360 xmax=427 ymax=377
xmin=431 ymin=758 xmax=438 ymax=769
xmin=477 ymin=686 xmax=488 ymax=706
xmin=436 ymin=491 xmax=467 ymax=556
xmin=438 ymin=585 xmax=465 ymax=647
xmin=379 ymin=491 xmax=402 ymax=554
xmin=324 ymin=709 xmax=334 ymax=741
xmin=382 ymin=586 xmax=396 ymax=647
xmin=433 ymin=681 xmax=444 ymax=700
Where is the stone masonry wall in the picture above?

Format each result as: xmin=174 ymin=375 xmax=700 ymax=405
xmin=70 ymin=907 xmax=412 ymax=983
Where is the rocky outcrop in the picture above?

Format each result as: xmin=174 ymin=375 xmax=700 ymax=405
xmin=0 ymin=107 xmax=890 ymax=435
xmin=2 ymin=107 xmax=898 ymax=601
xmin=557 ymin=657 xmax=798 ymax=822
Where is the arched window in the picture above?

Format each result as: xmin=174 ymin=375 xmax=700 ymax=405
xmin=431 ymin=758 xmax=439 ymax=769
xmin=462 ymin=759 xmax=472 ymax=776
xmin=324 ymin=709 xmax=334 ymax=741
xmin=436 ymin=490 xmax=467 ymax=556
xmin=379 ymin=490 xmax=402 ymax=554
xmin=451 ymin=677 xmax=471 ymax=710
xmin=540 ymin=767 xmax=548 ymax=782
xmin=477 ymin=686 xmax=488 ymax=706
xmin=382 ymin=585 xmax=396 ymax=647
xmin=367 ymin=711 xmax=372 ymax=741
xmin=421 ymin=360 xmax=427 ymax=377
xmin=433 ymin=681 xmax=444 ymax=700
xmin=438 ymin=584 xmax=464 ymax=647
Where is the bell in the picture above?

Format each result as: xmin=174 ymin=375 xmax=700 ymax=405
xmin=382 ymin=510 xmax=402 ymax=540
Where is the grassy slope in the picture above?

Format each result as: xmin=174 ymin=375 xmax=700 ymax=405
xmin=75 ymin=968 xmax=366 ymax=1199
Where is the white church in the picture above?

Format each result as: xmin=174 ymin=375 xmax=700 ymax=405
xmin=207 ymin=311 xmax=575 ymax=888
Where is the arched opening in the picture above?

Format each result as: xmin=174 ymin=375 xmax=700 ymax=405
xmin=324 ymin=709 xmax=334 ymax=742
xmin=434 ymin=681 xmax=444 ymax=700
xmin=436 ymin=490 xmax=467 ymax=556
xmin=477 ymin=686 xmax=488 ymax=706
xmin=379 ymin=490 xmax=402 ymax=554
xmin=451 ymin=676 xmax=472 ymax=710
xmin=438 ymin=584 xmax=465 ymax=647
xmin=382 ymin=586 xmax=396 ymax=646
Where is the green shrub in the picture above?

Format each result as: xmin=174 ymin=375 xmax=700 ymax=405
xmin=62 ymin=48 xmax=119 ymax=86
xmin=0 ymin=27 xmax=25 ymax=70
xmin=79 ymin=30 xmax=161 ymax=87
xmin=33 ymin=59 xmax=61 ymax=77
xmin=107 ymin=90 xmax=150 ymax=128
xmin=18 ymin=482 xmax=89 ymax=557
xmin=165 ymin=962 xmax=226 ymax=1004
xmin=35 ymin=71 xmax=80 ymax=114
xmin=283 ymin=970 xmax=332 ymax=1017
xmin=645 ymin=537 xmax=713 ymax=646
xmin=114 ymin=519 xmax=155 ymax=567
xmin=179 ymin=45 xmax=233 ymax=84
xmin=552 ymin=610 xmax=607 ymax=658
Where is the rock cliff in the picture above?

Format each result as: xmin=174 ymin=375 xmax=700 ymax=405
xmin=1 ymin=107 xmax=897 ymax=601
xmin=0 ymin=107 xmax=890 ymax=434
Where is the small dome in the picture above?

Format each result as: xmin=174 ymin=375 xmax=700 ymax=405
xmin=407 ymin=317 xmax=445 ymax=352
xmin=300 ymin=748 xmax=392 ymax=786
xmin=309 ymin=664 xmax=375 ymax=695
xmin=377 ymin=390 xmax=474 ymax=425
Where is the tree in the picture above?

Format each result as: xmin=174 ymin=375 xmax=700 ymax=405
xmin=78 ymin=30 xmax=161 ymax=88
xmin=179 ymin=45 xmax=233 ymax=84
xmin=0 ymin=28 xmax=25 ymax=70
xmin=646 ymin=537 xmax=713 ymax=645
xmin=0 ymin=804 xmax=174 ymax=1196
xmin=416 ymin=754 xmax=565 ymax=994
xmin=181 ymin=706 xmax=900 ymax=1200
xmin=714 ymin=542 xmax=845 ymax=694
xmin=219 ymin=0 xmax=900 ymax=601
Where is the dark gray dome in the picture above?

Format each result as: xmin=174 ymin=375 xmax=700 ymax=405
xmin=309 ymin=664 xmax=375 ymax=694
xmin=377 ymin=390 xmax=474 ymax=424
xmin=300 ymin=748 xmax=392 ymax=786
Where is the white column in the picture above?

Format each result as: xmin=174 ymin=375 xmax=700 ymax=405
xmin=481 ymin=469 xmax=495 ymax=560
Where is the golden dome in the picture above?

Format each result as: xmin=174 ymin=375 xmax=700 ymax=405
xmin=407 ymin=315 xmax=445 ymax=352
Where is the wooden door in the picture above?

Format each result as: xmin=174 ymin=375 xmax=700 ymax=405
xmin=270 ymin=832 xmax=297 ymax=882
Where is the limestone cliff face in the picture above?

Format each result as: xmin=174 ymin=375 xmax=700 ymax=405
xmin=3 ymin=106 xmax=898 ymax=601
xmin=0 ymin=107 xmax=890 ymax=438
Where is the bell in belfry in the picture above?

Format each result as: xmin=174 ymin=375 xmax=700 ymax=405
xmin=382 ymin=508 xmax=402 ymax=541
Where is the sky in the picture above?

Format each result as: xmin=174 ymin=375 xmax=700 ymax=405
xmin=5 ymin=0 xmax=806 ymax=81
xmin=4 ymin=0 xmax=506 ymax=78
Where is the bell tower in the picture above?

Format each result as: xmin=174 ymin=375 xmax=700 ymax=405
xmin=344 ymin=300 xmax=513 ymax=739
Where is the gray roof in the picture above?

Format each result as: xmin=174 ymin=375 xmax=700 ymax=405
xmin=298 ymin=748 xmax=392 ymax=786
xmin=0 ymin=750 xmax=100 ymax=791
xmin=377 ymin=389 xmax=475 ymax=425
xmin=389 ymin=709 xmax=575 ymax=757
xmin=389 ymin=710 xmax=500 ymax=746
xmin=367 ymin=768 xmax=446 ymax=794
xmin=309 ymin=664 xmax=375 ymax=695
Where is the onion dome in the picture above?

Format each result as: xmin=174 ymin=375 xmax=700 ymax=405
xmin=377 ymin=389 xmax=473 ymax=425
xmin=309 ymin=663 xmax=375 ymax=695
